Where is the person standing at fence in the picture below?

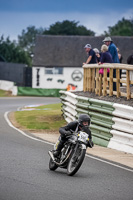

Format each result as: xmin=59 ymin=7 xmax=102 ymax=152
xmin=98 ymin=44 xmax=113 ymax=74
xmin=102 ymin=37 xmax=119 ymax=91
xmin=83 ymin=44 xmax=97 ymax=65
xmin=93 ymin=48 xmax=101 ymax=63
xmin=127 ymin=54 xmax=133 ymax=87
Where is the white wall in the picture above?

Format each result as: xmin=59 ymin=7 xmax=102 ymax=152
xmin=32 ymin=67 xmax=83 ymax=90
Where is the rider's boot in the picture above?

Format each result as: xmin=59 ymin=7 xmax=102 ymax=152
xmin=53 ymin=140 xmax=64 ymax=157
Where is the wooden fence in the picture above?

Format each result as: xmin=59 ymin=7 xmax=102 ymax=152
xmin=83 ymin=63 xmax=133 ymax=100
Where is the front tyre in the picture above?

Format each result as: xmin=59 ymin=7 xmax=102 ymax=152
xmin=49 ymin=158 xmax=58 ymax=171
xmin=67 ymin=147 xmax=86 ymax=176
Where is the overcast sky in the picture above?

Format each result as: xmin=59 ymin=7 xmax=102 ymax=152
xmin=0 ymin=0 xmax=133 ymax=41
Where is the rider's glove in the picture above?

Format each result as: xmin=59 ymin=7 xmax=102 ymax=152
xmin=65 ymin=131 xmax=72 ymax=136
xmin=88 ymin=139 xmax=94 ymax=148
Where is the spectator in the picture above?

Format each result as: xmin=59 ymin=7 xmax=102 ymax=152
xmin=103 ymin=37 xmax=119 ymax=91
xmin=127 ymin=54 xmax=133 ymax=87
xmin=103 ymin=37 xmax=119 ymax=63
xmin=93 ymin=48 xmax=101 ymax=63
xmin=83 ymin=44 xmax=97 ymax=65
xmin=99 ymin=44 xmax=113 ymax=64
xmin=98 ymin=44 xmax=113 ymax=74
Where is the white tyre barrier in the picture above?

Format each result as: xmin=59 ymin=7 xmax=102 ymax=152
xmin=112 ymin=117 xmax=133 ymax=134
xmin=60 ymin=91 xmax=133 ymax=154
xmin=109 ymin=130 xmax=133 ymax=154
xmin=0 ymin=80 xmax=14 ymax=91
xmin=113 ymin=103 xmax=133 ymax=120
xmin=63 ymin=111 xmax=76 ymax=123
xmin=65 ymin=91 xmax=78 ymax=105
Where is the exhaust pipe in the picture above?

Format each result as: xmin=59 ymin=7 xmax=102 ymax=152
xmin=48 ymin=151 xmax=55 ymax=161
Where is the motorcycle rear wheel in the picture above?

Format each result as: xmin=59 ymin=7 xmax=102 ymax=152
xmin=49 ymin=158 xmax=58 ymax=171
xmin=67 ymin=148 xmax=86 ymax=176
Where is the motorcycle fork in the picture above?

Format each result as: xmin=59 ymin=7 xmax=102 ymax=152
xmin=64 ymin=144 xmax=71 ymax=156
xmin=71 ymin=143 xmax=79 ymax=161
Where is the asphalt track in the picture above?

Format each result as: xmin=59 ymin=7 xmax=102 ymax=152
xmin=0 ymin=97 xmax=133 ymax=200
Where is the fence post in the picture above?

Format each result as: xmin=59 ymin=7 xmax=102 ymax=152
xmin=96 ymin=68 xmax=99 ymax=95
xmin=116 ymin=69 xmax=120 ymax=97
xmin=88 ymin=68 xmax=92 ymax=92
xmin=92 ymin=68 xmax=95 ymax=92
xmin=103 ymin=68 xmax=107 ymax=96
xmin=87 ymin=68 xmax=89 ymax=91
xmin=109 ymin=68 xmax=113 ymax=96
xmin=83 ymin=68 xmax=86 ymax=92
xmin=126 ymin=70 xmax=131 ymax=100
xmin=99 ymin=74 xmax=102 ymax=96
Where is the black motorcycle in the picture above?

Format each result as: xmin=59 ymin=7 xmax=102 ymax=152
xmin=48 ymin=131 xmax=89 ymax=176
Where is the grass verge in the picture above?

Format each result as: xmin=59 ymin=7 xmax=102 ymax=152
xmin=14 ymin=103 xmax=66 ymax=132
xmin=0 ymin=89 xmax=12 ymax=97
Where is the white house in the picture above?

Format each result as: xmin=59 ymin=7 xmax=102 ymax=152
xmin=32 ymin=66 xmax=83 ymax=90
xmin=32 ymin=35 xmax=133 ymax=91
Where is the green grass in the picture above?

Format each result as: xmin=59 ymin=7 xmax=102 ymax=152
xmin=0 ymin=89 xmax=12 ymax=97
xmin=15 ymin=103 xmax=66 ymax=131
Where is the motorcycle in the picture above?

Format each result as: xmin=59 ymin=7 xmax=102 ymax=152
xmin=48 ymin=131 xmax=90 ymax=176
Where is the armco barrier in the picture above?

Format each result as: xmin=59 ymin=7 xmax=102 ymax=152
xmin=59 ymin=91 xmax=133 ymax=154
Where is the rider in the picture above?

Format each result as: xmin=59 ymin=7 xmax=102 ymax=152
xmin=53 ymin=114 xmax=94 ymax=157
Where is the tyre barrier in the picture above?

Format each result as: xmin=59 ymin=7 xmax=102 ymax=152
xmin=59 ymin=90 xmax=133 ymax=154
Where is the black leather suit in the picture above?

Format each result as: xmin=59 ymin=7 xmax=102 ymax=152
xmin=59 ymin=121 xmax=92 ymax=143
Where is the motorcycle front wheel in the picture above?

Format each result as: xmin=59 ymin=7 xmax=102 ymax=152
xmin=67 ymin=146 xmax=86 ymax=176
xmin=49 ymin=158 xmax=58 ymax=171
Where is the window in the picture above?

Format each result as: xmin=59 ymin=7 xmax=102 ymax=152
xmin=45 ymin=67 xmax=63 ymax=75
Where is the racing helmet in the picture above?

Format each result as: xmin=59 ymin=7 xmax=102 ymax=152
xmin=78 ymin=114 xmax=90 ymax=127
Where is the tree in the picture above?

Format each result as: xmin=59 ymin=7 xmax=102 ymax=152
xmin=0 ymin=35 xmax=32 ymax=66
xmin=17 ymin=21 xmax=95 ymax=63
xmin=43 ymin=20 xmax=95 ymax=36
xmin=104 ymin=17 xmax=133 ymax=36
xmin=18 ymin=26 xmax=44 ymax=54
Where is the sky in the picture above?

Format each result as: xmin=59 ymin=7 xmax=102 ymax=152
xmin=0 ymin=0 xmax=133 ymax=41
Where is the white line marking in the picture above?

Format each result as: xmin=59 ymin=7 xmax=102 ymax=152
xmin=4 ymin=111 xmax=133 ymax=173
xmin=4 ymin=111 xmax=53 ymax=146
xmin=86 ymin=154 xmax=133 ymax=172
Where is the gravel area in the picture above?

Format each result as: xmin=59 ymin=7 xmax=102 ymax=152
xmin=73 ymin=86 xmax=133 ymax=107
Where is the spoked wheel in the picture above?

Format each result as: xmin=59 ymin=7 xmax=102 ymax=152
xmin=67 ymin=147 xmax=86 ymax=176
xmin=49 ymin=158 xmax=58 ymax=171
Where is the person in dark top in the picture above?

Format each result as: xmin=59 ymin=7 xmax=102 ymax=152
xmin=83 ymin=44 xmax=97 ymax=65
xmin=53 ymin=114 xmax=94 ymax=157
xmin=103 ymin=37 xmax=119 ymax=63
xmin=99 ymin=44 xmax=113 ymax=63
xmin=102 ymin=37 xmax=119 ymax=91
xmin=98 ymin=44 xmax=113 ymax=74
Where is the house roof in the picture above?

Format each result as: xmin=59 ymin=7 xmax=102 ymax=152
xmin=33 ymin=35 xmax=133 ymax=67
